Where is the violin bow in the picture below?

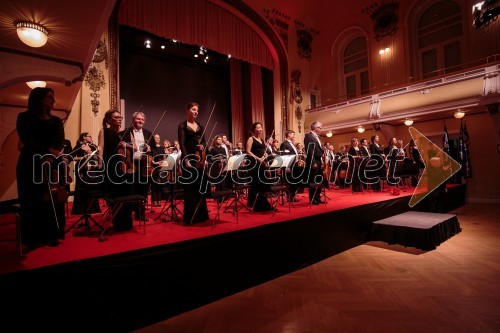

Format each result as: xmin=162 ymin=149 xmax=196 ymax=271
xmin=145 ymin=109 xmax=168 ymax=147
xmin=198 ymin=101 xmax=216 ymax=145
xmin=205 ymin=122 xmax=218 ymax=149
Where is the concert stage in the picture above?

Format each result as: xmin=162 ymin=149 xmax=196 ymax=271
xmin=0 ymin=184 xmax=465 ymax=331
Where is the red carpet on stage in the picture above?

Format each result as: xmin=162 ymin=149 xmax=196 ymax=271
xmin=0 ymin=187 xmax=416 ymax=275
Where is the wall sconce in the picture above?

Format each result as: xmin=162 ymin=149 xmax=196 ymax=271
xmin=26 ymin=81 xmax=47 ymax=89
xmin=326 ymin=131 xmax=333 ymax=138
xmin=454 ymin=110 xmax=465 ymax=119
xmin=404 ymin=118 xmax=414 ymax=126
xmin=16 ymin=21 xmax=48 ymax=48
xmin=379 ymin=47 xmax=391 ymax=55
xmin=357 ymin=126 xmax=365 ymax=133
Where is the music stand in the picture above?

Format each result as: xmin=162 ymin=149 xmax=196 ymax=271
xmin=65 ymin=176 xmax=103 ymax=234
xmin=155 ymin=153 xmax=183 ymax=222
xmin=269 ymin=154 xmax=296 ymax=206
xmin=223 ymin=154 xmax=252 ymax=213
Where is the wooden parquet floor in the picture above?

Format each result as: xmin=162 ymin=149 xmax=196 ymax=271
xmin=135 ymin=203 xmax=500 ymax=333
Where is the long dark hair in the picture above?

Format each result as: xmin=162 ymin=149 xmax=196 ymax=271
xmin=27 ymin=87 xmax=54 ymax=116
xmin=249 ymin=122 xmax=262 ymax=137
xmin=102 ymin=109 xmax=119 ymax=128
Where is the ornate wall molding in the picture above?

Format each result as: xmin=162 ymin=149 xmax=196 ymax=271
xmin=263 ymin=8 xmax=291 ymax=50
xmin=294 ymin=21 xmax=319 ymax=61
xmin=362 ymin=1 xmax=400 ymax=41
xmin=290 ymin=70 xmax=303 ymax=133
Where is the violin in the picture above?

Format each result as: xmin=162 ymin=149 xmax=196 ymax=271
xmin=117 ymin=143 xmax=135 ymax=174
xmin=42 ymin=156 xmax=69 ymax=205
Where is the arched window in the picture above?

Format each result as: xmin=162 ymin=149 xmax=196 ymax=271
xmin=343 ymin=36 xmax=369 ymax=98
xmin=416 ymin=0 xmax=464 ymax=79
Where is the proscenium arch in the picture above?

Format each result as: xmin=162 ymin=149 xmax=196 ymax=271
xmin=117 ymin=0 xmax=289 ymax=135
xmin=216 ymin=0 xmax=290 ymax=134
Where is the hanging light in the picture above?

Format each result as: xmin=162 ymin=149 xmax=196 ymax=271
xmin=454 ymin=110 xmax=465 ymax=119
xmin=16 ymin=21 xmax=48 ymax=48
xmin=26 ymin=81 xmax=47 ymax=89
xmin=357 ymin=126 xmax=365 ymax=133
xmin=326 ymin=131 xmax=333 ymax=138
xmin=404 ymin=118 xmax=414 ymax=126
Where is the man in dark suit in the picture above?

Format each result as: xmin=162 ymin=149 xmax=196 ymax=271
xmin=304 ymin=121 xmax=325 ymax=204
xmin=119 ymin=111 xmax=152 ymax=220
xmin=280 ymin=130 xmax=300 ymax=202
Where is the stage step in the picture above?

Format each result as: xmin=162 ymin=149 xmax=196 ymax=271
xmin=369 ymin=211 xmax=461 ymax=251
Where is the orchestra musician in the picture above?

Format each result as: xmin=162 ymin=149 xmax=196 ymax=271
xmin=335 ymin=144 xmax=348 ymax=189
xmin=71 ymin=132 xmax=101 ymax=215
xmin=150 ymin=134 xmax=164 ymax=207
xmin=118 ymin=111 xmax=152 ymax=221
xmin=385 ymin=137 xmax=399 ymax=181
xmin=16 ymin=87 xmax=66 ymax=249
xmin=221 ymin=134 xmax=232 ymax=156
xmin=304 ymin=121 xmax=325 ymax=204
xmin=409 ymin=138 xmax=424 ymax=186
xmin=208 ymin=134 xmax=229 ymax=192
xmin=246 ymin=122 xmax=273 ymax=212
xmin=360 ymin=138 xmax=371 ymax=157
xmin=280 ymin=130 xmax=300 ymax=202
xmin=97 ymin=109 xmax=133 ymax=231
xmin=178 ymin=102 xmax=209 ymax=224
xmin=348 ymin=138 xmax=363 ymax=192
xmin=369 ymin=134 xmax=385 ymax=192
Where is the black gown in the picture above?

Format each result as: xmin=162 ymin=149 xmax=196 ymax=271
xmin=178 ymin=121 xmax=209 ymax=224
xmin=16 ymin=112 xmax=66 ymax=247
xmin=247 ymin=137 xmax=272 ymax=212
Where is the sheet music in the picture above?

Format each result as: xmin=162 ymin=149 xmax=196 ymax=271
xmin=224 ymin=154 xmax=247 ymax=172
xmin=160 ymin=153 xmax=180 ymax=171
xmin=269 ymin=154 xmax=296 ymax=169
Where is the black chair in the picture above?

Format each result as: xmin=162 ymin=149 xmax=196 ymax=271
xmin=0 ymin=204 xmax=22 ymax=256
xmin=192 ymin=184 xmax=237 ymax=228
xmin=252 ymin=183 xmax=291 ymax=216
xmin=98 ymin=195 xmax=147 ymax=241
xmin=308 ymin=182 xmax=327 ymax=207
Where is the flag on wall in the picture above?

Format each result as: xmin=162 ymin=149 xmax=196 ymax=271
xmin=460 ymin=119 xmax=473 ymax=178
xmin=443 ymin=122 xmax=450 ymax=156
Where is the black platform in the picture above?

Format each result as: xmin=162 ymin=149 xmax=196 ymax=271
xmin=369 ymin=211 xmax=461 ymax=251
xmin=0 ymin=184 xmax=466 ymax=332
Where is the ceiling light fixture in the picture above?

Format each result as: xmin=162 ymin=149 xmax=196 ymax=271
xmin=357 ymin=126 xmax=365 ymax=133
xmin=26 ymin=81 xmax=47 ymax=89
xmin=404 ymin=118 xmax=414 ymax=126
xmin=454 ymin=110 xmax=465 ymax=119
xmin=15 ymin=21 xmax=48 ymax=48
xmin=326 ymin=131 xmax=333 ymax=138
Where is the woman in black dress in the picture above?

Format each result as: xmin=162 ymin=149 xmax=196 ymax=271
xmin=245 ymin=122 xmax=272 ymax=212
xmin=208 ymin=134 xmax=228 ymax=192
xmin=348 ymin=138 xmax=363 ymax=192
xmin=16 ymin=87 xmax=66 ymax=249
xmin=178 ymin=102 xmax=209 ymax=224
xmin=97 ymin=109 xmax=133 ymax=231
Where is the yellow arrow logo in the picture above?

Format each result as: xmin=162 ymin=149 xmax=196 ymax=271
xmin=408 ymin=127 xmax=462 ymax=207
